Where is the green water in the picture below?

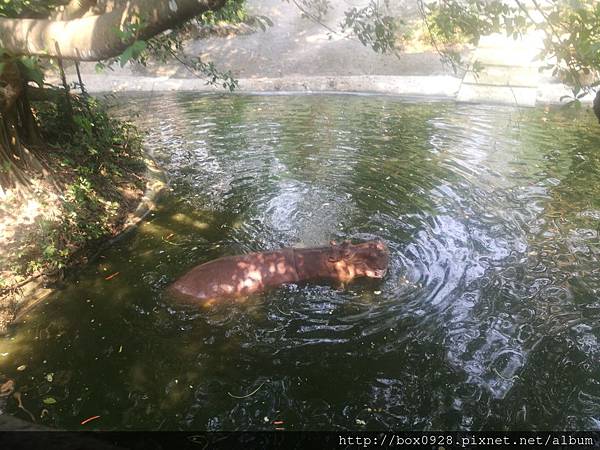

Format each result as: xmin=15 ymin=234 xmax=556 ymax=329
xmin=1 ymin=93 xmax=600 ymax=431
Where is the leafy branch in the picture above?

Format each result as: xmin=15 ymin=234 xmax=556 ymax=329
xmin=95 ymin=11 xmax=239 ymax=91
xmin=417 ymin=0 xmax=600 ymax=100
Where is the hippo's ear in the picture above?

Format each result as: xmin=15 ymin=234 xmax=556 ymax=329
xmin=340 ymin=241 xmax=353 ymax=259
xmin=328 ymin=244 xmax=342 ymax=262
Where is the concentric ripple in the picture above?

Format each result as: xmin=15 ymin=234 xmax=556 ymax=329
xmin=1 ymin=93 xmax=599 ymax=431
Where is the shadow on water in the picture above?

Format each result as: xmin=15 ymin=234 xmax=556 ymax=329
xmin=1 ymin=94 xmax=599 ymax=431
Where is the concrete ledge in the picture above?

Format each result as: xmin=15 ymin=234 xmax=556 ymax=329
xmin=58 ymin=73 xmax=463 ymax=99
xmin=536 ymin=81 xmax=595 ymax=105
xmin=457 ymin=83 xmax=538 ymax=107
xmin=237 ymin=76 xmax=463 ymax=98
xmin=462 ymin=65 xmax=540 ymax=88
xmin=52 ymin=72 xmax=593 ymax=107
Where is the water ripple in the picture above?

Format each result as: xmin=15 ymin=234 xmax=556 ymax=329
xmin=4 ymin=93 xmax=600 ymax=431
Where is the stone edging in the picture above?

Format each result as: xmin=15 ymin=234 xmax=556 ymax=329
xmin=105 ymin=152 xmax=168 ymax=245
xmin=59 ymin=74 xmax=464 ymax=99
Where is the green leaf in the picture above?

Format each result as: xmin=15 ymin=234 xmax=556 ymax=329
xmin=16 ymin=58 xmax=44 ymax=87
xmin=43 ymin=397 xmax=57 ymax=405
xmin=130 ymin=40 xmax=147 ymax=56
xmin=19 ymin=57 xmax=36 ymax=69
xmin=43 ymin=244 xmax=56 ymax=258
xmin=119 ymin=48 xmax=133 ymax=67
xmin=119 ymin=40 xmax=146 ymax=67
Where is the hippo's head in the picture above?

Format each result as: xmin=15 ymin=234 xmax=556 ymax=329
xmin=328 ymin=240 xmax=389 ymax=280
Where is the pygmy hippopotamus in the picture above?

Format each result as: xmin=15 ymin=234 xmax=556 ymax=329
xmin=167 ymin=240 xmax=389 ymax=304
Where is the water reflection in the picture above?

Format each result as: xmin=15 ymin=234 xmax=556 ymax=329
xmin=0 ymin=94 xmax=599 ymax=431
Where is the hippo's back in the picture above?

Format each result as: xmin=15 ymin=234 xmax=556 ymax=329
xmin=168 ymin=249 xmax=299 ymax=303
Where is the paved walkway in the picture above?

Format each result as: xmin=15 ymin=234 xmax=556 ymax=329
xmin=58 ymin=0 xmax=592 ymax=106
xmin=456 ymin=32 xmax=544 ymax=106
xmin=452 ymin=1 xmax=590 ymax=107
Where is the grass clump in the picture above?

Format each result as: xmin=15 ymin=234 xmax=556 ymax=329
xmin=0 ymin=94 xmax=147 ymax=287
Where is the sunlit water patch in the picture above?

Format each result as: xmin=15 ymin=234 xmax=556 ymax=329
xmin=1 ymin=93 xmax=599 ymax=431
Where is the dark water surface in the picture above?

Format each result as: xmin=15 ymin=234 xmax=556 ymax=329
xmin=1 ymin=93 xmax=600 ymax=430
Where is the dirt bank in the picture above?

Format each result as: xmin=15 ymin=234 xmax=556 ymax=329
xmin=0 ymin=99 xmax=166 ymax=335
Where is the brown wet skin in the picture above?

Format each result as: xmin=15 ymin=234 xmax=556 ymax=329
xmin=167 ymin=240 xmax=389 ymax=305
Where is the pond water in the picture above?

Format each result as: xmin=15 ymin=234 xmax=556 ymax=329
xmin=1 ymin=93 xmax=600 ymax=430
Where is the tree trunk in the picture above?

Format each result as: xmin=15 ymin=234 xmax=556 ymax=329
xmin=0 ymin=0 xmax=225 ymax=61
xmin=0 ymin=62 xmax=44 ymax=193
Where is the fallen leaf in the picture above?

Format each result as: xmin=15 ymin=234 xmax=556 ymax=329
xmin=43 ymin=397 xmax=57 ymax=405
xmin=16 ymin=365 xmax=26 ymax=371
xmin=81 ymin=415 xmax=101 ymax=425
xmin=0 ymin=379 xmax=15 ymax=397
xmin=104 ymin=272 xmax=120 ymax=281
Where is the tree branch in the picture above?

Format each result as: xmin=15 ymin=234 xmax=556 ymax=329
xmin=0 ymin=0 xmax=225 ymax=61
xmin=51 ymin=0 xmax=98 ymax=21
